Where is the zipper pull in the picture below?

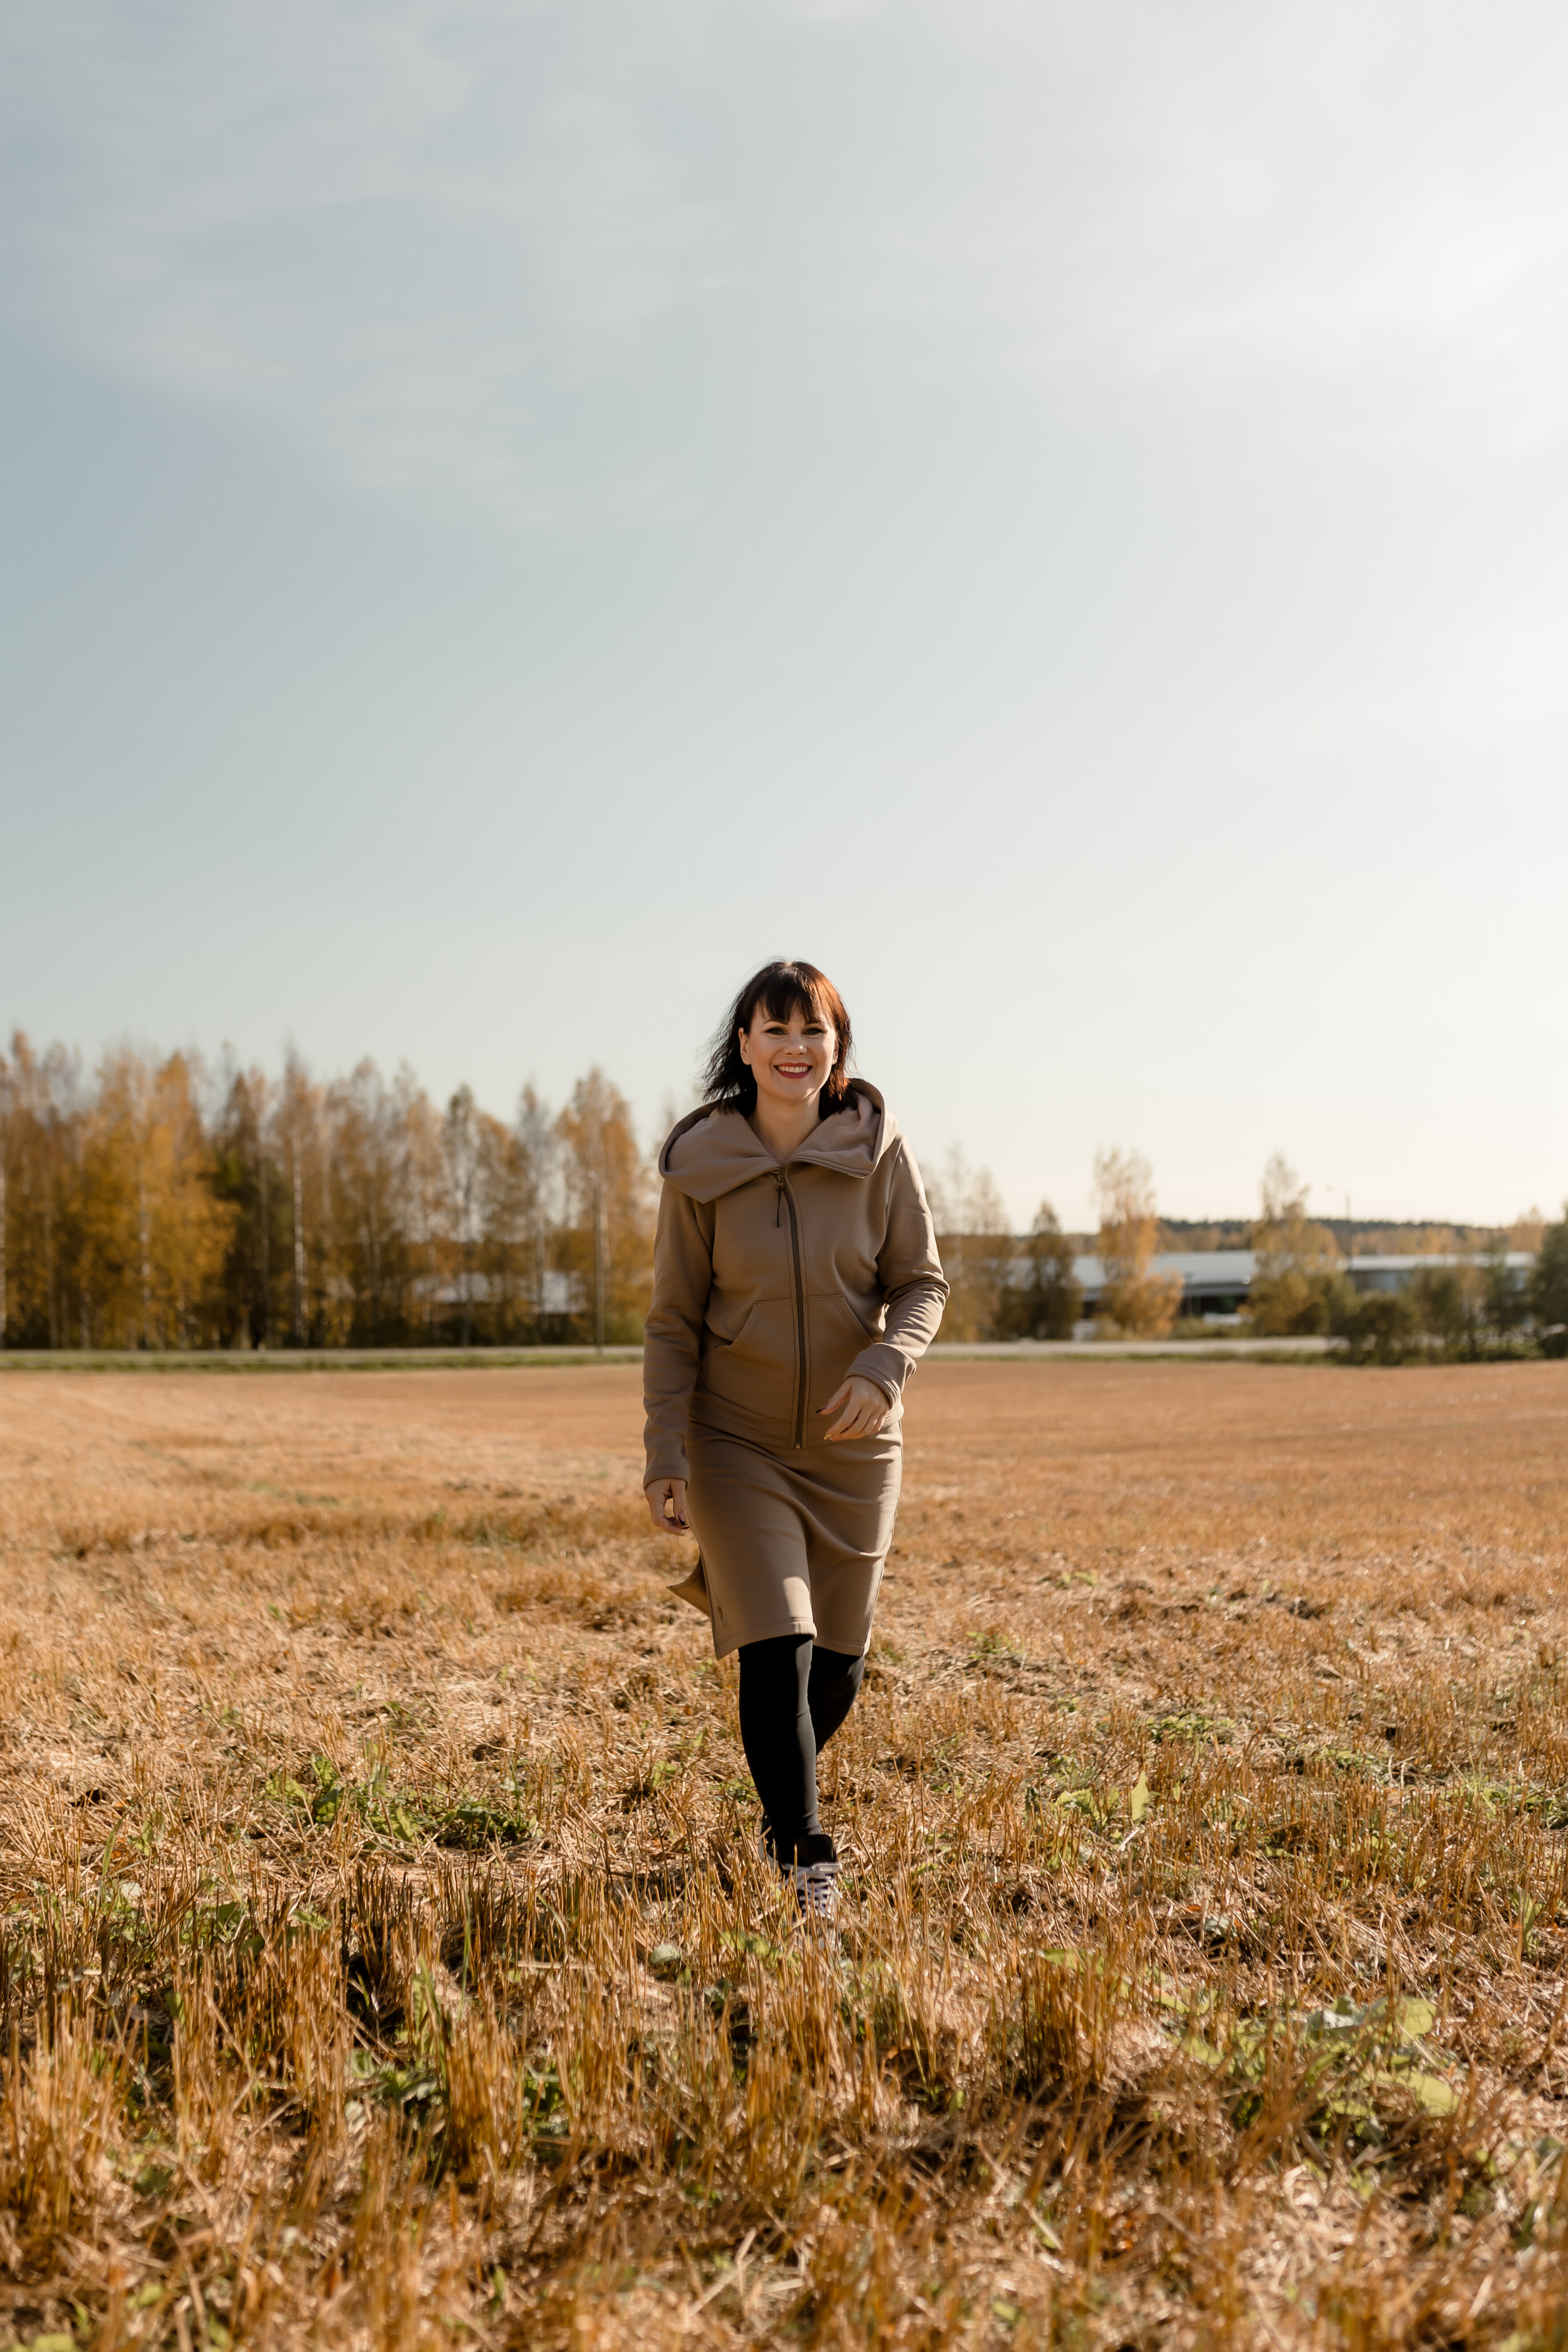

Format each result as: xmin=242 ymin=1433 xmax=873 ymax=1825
xmin=774 ymin=1172 xmax=784 ymax=1227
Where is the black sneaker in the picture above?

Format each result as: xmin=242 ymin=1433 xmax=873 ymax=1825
xmin=776 ymin=1830 xmax=839 ymax=1926
xmin=788 ymin=1856 xmax=839 ymax=1923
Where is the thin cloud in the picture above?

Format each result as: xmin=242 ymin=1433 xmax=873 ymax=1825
xmin=6 ymin=0 xmax=1568 ymax=518
xmin=0 ymin=1 xmax=717 ymax=517
xmin=883 ymin=5 xmax=1568 ymax=454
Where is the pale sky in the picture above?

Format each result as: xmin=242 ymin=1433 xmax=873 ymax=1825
xmin=2 ymin=2 xmax=1566 ymax=1229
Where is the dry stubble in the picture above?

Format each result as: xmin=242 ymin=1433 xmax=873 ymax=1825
xmin=0 ymin=1359 xmax=1566 ymax=2348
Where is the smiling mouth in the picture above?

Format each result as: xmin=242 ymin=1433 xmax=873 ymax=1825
xmin=775 ymin=1061 xmax=812 ymax=1076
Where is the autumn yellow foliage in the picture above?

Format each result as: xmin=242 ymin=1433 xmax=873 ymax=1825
xmin=1093 ymin=1144 xmax=1183 ymax=1334
xmin=0 ymin=1034 xmax=652 ymax=1349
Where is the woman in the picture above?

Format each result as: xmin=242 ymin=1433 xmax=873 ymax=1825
xmin=643 ymin=960 xmax=948 ymax=1919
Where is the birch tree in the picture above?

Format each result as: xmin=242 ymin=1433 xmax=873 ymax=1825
xmin=999 ymin=1202 xmax=1082 ymax=1341
xmin=0 ymin=1045 xmax=11 ymax=1345
xmin=443 ymin=1085 xmax=482 ymax=1345
xmin=79 ymin=1049 xmax=232 ymax=1347
xmin=3 ymin=1035 xmax=85 ymax=1345
xmin=1094 ymin=1145 xmax=1182 ymax=1335
xmin=928 ymin=1147 xmax=1014 ymax=1341
xmin=276 ymin=1051 xmax=325 ymax=1344
xmin=555 ymin=1070 xmax=653 ymax=1344
xmin=1247 ymin=1152 xmax=1343 ymax=1335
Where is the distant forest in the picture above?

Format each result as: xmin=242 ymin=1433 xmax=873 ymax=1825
xmin=1147 ymin=1218 xmax=1524 ymax=1258
xmin=0 ymin=1032 xmax=1554 ymax=1353
xmin=0 ymin=1034 xmax=650 ymax=1351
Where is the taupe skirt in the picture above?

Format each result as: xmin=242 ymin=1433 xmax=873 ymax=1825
xmin=673 ymin=1425 xmax=902 ymax=1659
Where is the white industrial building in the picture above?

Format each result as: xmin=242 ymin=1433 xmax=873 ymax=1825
xmin=1072 ymin=1251 xmax=1256 ymax=1320
xmin=1344 ymin=1252 xmax=1533 ymax=1296
xmin=1071 ymin=1248 xmax=1535 ymax=1323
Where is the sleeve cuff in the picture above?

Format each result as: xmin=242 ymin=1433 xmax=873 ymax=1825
xmin=849 ymin=1342 xmax=909 ymax=1406
xmin=643 ymin=1455 xmax=690 ymax=1488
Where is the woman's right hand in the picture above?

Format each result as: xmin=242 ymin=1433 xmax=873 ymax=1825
xmin=644 ymin=1476 xmax=689 ymax=1535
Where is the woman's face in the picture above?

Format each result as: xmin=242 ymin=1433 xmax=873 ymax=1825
xmin=739 ymin=1000 xmax=837 ymax=1111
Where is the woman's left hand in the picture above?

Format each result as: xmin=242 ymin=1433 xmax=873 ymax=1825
xmin=819 ymin=1374 xmax=892 ymax=1441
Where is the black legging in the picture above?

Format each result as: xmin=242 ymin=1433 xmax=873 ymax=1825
xmin=737 ymin=1633 xmax=865 ymax=1867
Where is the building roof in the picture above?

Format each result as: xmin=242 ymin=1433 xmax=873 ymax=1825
xmin=1346 ymin=1253 xmax=1534 ymax=1273
xmin=1072 ymin=1251 xmax=1256 ymax=1292
xmin=1062 ymin=1247 xmax=1535 ymax=1301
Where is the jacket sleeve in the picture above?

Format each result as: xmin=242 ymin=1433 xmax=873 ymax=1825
xmin=849 ymin=1140 xmax=949 ymax=1405
xmin=642 ymin=1182 xmax=715 ymax=1486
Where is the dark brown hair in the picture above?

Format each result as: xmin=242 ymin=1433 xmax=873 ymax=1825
xmin=702 ymin=960 xmax=855 ymax=1117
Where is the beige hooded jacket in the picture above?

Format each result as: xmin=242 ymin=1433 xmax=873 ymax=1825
xmin=643 ymin=1083 xmax=948 ymax=1485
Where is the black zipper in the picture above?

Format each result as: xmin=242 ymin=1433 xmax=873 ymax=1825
xmin=777 ymin=1169 xmax=807 ymax=1450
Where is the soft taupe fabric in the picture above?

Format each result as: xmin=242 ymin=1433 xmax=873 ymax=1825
xmin=643 ymin=1082 xmax=946 ymax=1655
xmin=681 ymin=1427 xmax=902 ymax=1658
xmin=644 ymin=1082 xmax=948 ymax=1481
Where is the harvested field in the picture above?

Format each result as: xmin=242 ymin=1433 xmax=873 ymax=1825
xmin=1 ymin=1357 xmax=1568 ymax=2348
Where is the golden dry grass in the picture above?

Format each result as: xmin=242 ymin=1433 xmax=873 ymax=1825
xmin=2 ymin=1357 xmax=1568 ymax=2350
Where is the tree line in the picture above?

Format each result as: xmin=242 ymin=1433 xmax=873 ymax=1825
xmin=1244 ymin=1154 xmax=1568 ymax=1361
xmin=3 ymin=1033 xmax=1564 ymax=1356
xmin=928 ymin=1142 xmax=1568 ymax=1356
xmin=0 ymin=1038 xmax=1087 ymax=1353
xmin=923 ymin=1142 xmax=1206 ymax=1342
xmin=0 ymin=1035 xmax=652 ymax=1349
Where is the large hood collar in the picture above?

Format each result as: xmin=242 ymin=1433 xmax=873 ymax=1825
xmin=658 ymin=1082 xmax=897 ymax=1204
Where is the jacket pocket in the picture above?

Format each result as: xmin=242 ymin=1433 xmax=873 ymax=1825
xmin=699 ymin=1297 xmax=797 ymax=1426
xmin=807 ymin=1294 xmax=874 ymax=1423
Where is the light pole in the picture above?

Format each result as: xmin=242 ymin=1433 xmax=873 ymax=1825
xmin=1325 ymin=1187 xmax=1353 ymax=1269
